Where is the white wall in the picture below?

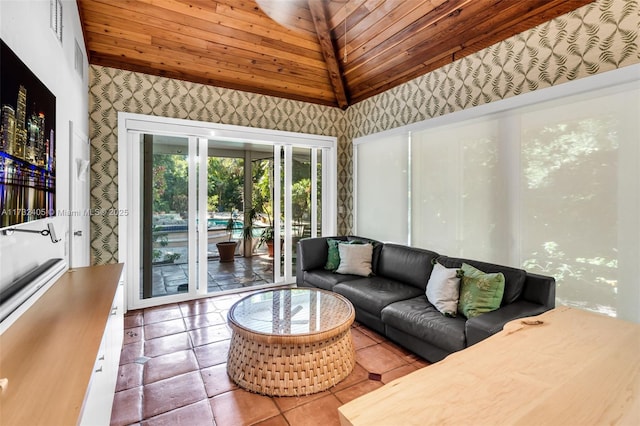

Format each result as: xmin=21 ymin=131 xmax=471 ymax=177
xmin=0 ymin=0 xmax=88 ymax=288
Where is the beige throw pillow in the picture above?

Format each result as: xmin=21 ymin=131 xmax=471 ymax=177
xmin=335 ymin=243 xmax=373 ymax=277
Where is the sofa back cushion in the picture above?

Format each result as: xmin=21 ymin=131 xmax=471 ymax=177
xmin=436 ymin=256 xmax=525 ymax=305
xmin=377 ymin=244 xmax=439 ymax=291
xmin=298 ymin=236 xmax=348 ymax=272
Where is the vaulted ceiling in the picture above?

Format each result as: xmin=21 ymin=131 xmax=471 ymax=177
xmin=77 ymin=0 xmax=593 ymax=109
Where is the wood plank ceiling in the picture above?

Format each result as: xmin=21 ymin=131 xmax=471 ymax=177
xmin=77 ymin=0 xmax=594 ymax=109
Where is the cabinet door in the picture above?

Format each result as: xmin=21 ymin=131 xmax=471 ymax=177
xmin=79 ymin=282 xmax=124 ymax=425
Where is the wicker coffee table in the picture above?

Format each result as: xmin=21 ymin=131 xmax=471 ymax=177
xmin=227 ymin=288 xmax=356 ymax=396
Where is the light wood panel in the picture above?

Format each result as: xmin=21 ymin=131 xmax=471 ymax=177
xmin=346 ymin=0 xmax=585 ymax=102
xmin=0 ymin=264 xmax=124 ymax=425
xmin=338 ymin=306 xmax=640 ymax=426
xmin=77 ymin=0 xmax=594 ymax=107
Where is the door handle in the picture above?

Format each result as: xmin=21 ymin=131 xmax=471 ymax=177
xmin=74 ymin=230 xmax=83 ymax=236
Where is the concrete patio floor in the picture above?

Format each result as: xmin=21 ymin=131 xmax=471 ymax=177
xmin=151 ymin=253 xmax=277 ymax=297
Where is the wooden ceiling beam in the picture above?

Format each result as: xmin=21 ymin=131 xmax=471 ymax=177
xmin=308 ymin=0 xmax=349 ymax=110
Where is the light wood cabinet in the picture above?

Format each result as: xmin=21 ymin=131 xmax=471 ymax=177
xmin=0 ymin=263 xmax=124 ymax=426
xmin=79 ymin=277 xmax=124 ymax=425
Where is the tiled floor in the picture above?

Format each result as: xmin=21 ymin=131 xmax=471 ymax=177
xmin=111 ymin=291 xmax=430 ymax=426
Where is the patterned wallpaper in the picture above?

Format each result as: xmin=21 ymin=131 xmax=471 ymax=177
xmin=88 ymin=71 xmax=346 ymax=264
xmin=88 ymin=0 xmax=638 ymax=265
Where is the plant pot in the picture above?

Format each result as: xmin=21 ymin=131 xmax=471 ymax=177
xmin=216 ymin=241 xmax=237 ymax=262
xmin=265 ymin=239 xmax=284 ymax=258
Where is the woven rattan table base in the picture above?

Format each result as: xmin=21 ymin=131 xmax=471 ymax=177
xmin=227 ymin=328 xmax=356 ymax=396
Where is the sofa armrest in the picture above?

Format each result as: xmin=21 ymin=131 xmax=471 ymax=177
xmin=296 ymin=237 xmax=347 ymax=285
xmin=521 ymin=272 xmax=556 ymax=309
xmin=465 ymin=301 xmax=549 ymax=346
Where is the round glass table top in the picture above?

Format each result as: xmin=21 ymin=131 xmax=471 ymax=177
xmin=228 ymin=288 xmax=354 ymax=336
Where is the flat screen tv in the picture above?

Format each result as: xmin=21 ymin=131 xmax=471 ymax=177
xmin=0 ymin=39 xmax=56 ymax=229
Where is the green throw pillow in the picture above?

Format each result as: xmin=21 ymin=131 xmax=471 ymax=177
xmin=457 ymin=263 xmax=505 ymax=318
xmin=324 ymin=239 xmax=342 ymax=271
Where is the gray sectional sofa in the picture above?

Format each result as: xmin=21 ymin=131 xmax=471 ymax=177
xmin=296 ymin=236 xmax=556 ymax=362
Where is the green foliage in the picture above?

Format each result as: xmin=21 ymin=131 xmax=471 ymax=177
xmin=164 ymin=252 xmax=181 ymax=263
xmin=243 ymin=207 xmax=259 ymax=240
xmin=207 ymin=195 xmax=219 ymax=213
xmin=151 ymin=153 xmax=320 ymax=252
xmin=151 ymin=225 xmax=169 ymax=262
xmin=291 ymin=178 xmax=310 ymax=224
xmin=252 ymin=159 xmax=272 ymax=223
xmin=152 ymin=154 xmax=189 ymax=214
xmin=208 ymin=157 xmax=244 ymax=212
xmin=152 ymin=154 xmax=245 ymax=216
xmin=225 ymin=212 xmax=238 ymax=242
xmin=259 ymin=225 xmax=275 ymax=246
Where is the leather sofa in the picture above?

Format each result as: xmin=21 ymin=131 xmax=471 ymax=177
xmin=296 ymin=236 xmax=556 ymax=362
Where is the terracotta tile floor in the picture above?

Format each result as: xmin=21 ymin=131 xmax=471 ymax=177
xmin=111 ymin=292 xmax=430 ymax=426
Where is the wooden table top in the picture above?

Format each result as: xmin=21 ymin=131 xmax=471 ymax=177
xmin=338 ymin=306 xmax=640 ymax=426
xmin=0 ymin=263 xmax=123 ymax=426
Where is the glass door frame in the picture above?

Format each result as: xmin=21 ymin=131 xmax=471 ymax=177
xmin=273 ymin=144 xmax=324 ymax=282
xmin=118 ymin=112 xmax=337 ymax=310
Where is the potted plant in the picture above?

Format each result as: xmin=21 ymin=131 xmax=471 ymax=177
xmin=216 ymin=213 xmax=238 ymax=262
xmin=243 ymin=204 xmax=279 ymax=257
xmin=151 ymin=225 xmax=181 ymax=264
xmin=253 ymin=201 xmax=283 ymax=258
xmin=259 ymin=225 xmax=277 ymax=257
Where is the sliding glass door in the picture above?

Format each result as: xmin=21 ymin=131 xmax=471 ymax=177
xmin=140 ymin=135 xmax=196 ymax=300
xmin=119 ymin=114 xmax=337 ymax=310
xmin=265 ymin=144 xmax=324 ymax=283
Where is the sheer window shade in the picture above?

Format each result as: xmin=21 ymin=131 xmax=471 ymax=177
xmin=520 ymin=86 xmax=639 ymax=318
xmin=353 ymin=73 xmax=639 ymax=321
xmin=355 ymin=133 xmax=408 ymax=244
xmin=411 ymin=119 xmax=509 ymax=264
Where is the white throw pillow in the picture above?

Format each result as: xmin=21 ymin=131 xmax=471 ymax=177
xmin=426 ymin=263 xmax=462 ymax=317
xmin=335 ymin=243 xmax=373 ymax=277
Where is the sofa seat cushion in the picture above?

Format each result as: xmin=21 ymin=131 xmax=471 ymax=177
xmin=303 ymin=270 xmax=362 ymax=291
xmin=381 ymin=296 xmax=467 ymax=353
xmin=333 ymin=277 xmax=424 ymax=317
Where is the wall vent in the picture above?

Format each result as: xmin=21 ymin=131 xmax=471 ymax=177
xmin=49 ymin=0 xmax=63 ymax=43
xmin=74 ymin=39 xmax=84 ymax=78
